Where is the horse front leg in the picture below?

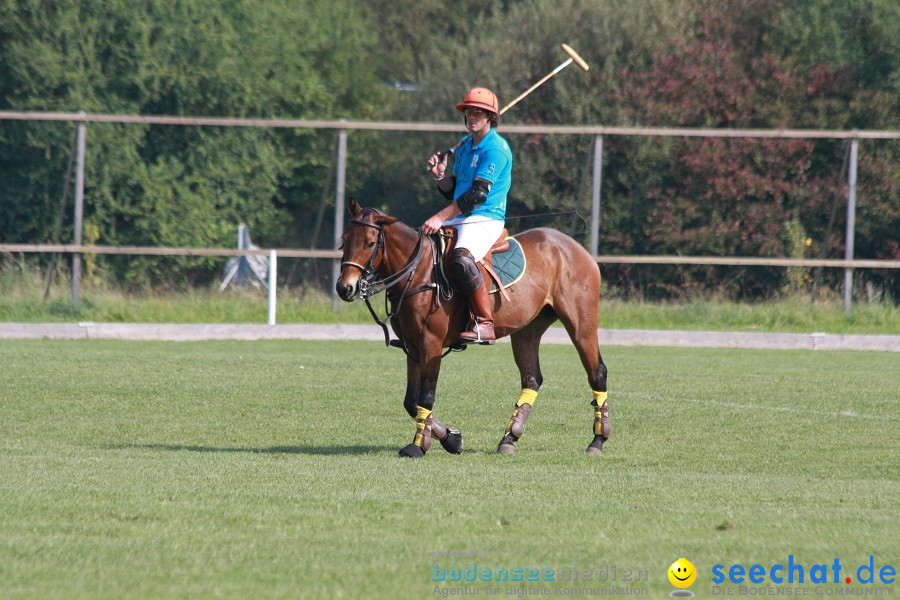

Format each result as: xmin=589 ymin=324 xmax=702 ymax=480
xmin=399 ymin=353 xmax=462 ymax=458
xmin=429 ymin=415 xmax=463 ymax=455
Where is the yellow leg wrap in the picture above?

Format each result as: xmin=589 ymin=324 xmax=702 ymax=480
xmin=415 ymin=406 xmax=432 ymax=424
xmin=504 ymin=390 xmax=537 ymax=436
xmin=516 ymin=388 xmax=538 ymax=407
xmin=592 ymin=391 xmax=609 ymax=437
xmin=414 ymin=406 xmax=433 ymax=448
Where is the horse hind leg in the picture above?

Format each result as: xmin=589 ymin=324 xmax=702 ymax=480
xmin=579 ymin=348 xmax=609 ymax=454
xmin=552 ymin=288 xmax=611 ymax=454
xmin=586 ymin=382 xmax=610 ymax=454
xmin=497 ymin=312 xmax=554 ymax=454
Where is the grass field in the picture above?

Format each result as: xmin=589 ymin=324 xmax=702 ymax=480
xmin=1 ymin=339 xmax=898 ymax=599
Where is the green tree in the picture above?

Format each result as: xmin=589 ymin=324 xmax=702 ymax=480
xmin=1 ymin=0 xmax=896 ymax=298
xmin=0 ymin=0 xmax=384 ymax=286
xmin=605 ymin=0 xmax=898 ymax=299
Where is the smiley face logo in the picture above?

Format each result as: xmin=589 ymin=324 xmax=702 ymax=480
xmin=668 ymin=558 xmax=697 ymax=588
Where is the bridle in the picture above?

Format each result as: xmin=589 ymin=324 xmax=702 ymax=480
xmin=340 ymin=216 xmax=432 ymax=356
xmin=340 ymin=218 xmax=389 ymax=300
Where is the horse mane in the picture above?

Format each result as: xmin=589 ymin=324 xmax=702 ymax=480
xmin=360 ymin=205 xmax=417 ymax=238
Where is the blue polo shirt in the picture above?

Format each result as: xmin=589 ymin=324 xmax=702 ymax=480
xmin=452 ymin=127 xmax=513 ymax=221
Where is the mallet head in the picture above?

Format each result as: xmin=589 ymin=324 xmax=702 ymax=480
xmin=561 ymin=43 xmax=590 ymax=71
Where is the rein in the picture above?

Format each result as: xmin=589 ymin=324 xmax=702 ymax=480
xmin=342 ymin=218 xmax=430 ymax=356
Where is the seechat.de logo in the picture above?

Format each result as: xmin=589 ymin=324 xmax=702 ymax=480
xmin=711 ymin=555 xmax=896 ymax=585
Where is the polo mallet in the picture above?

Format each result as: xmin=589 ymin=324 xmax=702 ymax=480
xmin=500 ymin=43 xmax=590 ymax=116
xmin=428 ymin=43 xmax=590 ymax=170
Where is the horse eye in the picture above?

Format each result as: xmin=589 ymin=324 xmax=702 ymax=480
xmin=367 ymin=241 xmax=376 ymax=249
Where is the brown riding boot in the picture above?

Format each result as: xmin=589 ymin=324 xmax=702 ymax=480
xmin=458 ymin=278 xmax=496 ymax=344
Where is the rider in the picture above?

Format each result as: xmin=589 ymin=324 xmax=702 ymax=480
xmin=423 ymin=87 xmax=513 ymax=344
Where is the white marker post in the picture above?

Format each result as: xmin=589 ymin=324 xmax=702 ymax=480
xmin=267 ymin=249 xmax=277 ymax=325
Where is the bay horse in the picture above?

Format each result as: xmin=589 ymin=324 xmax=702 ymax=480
xmin=336 ymin=198 xmax=609 ymax=458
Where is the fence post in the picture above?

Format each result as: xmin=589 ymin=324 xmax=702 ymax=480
xmin=332 ymin=126 xmax=347 ymax=312
xmin=843 ymin=138 xmax=858 ymax=314
xmin=590 ymin=135 xmax=603 ymax=259
xmin=71 ymin=112 xmax=86 ymax=304
xmin=268 ymin=249 xmax=277 ymax=325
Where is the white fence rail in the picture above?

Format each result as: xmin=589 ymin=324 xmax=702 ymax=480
xmin=2 ymin=243 xmax=897 ymax=325
xmin=3 ymin=243 xmax=899 ymax=269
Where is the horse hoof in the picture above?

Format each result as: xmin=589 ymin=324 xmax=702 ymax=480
xmin=497 ymin=443 xmax=516 ymax=455
xmin=439 ymin=429 xmax=463 ymax=454
xmin=585 ymin=435 xmax=607 ymax=454
xmin=399 ymin=443 xmax=425 ymax=458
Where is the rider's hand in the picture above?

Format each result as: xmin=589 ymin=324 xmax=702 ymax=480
xmin=422 ymin=214 xmax=444 ymax=235
xmin=427 ymin=152 xmax=448 ymax=180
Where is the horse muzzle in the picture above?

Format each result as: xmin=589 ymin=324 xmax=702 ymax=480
xmin=335 ymin=275 xmax=360 ymax=302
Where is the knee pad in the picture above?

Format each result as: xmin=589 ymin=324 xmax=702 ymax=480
xmin=447 ymin=248 xmax=483 ymax=294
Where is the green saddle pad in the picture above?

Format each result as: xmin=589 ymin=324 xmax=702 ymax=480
xmin=490 ymin=237 xmax=526 ymax=293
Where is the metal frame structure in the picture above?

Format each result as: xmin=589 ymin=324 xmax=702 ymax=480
xmin=1 ymin=110 xmax=897 ymax=314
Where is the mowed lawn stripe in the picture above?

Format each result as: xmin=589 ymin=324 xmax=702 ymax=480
xmin=1 ymin=340 xmax=897 ymax=599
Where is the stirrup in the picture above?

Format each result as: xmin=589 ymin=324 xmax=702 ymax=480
xmin=458 ymin=324 xmax=495 ymax=345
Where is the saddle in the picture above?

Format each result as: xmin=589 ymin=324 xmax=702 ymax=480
xmin=440 ymin=226 xmax=512 ymax=302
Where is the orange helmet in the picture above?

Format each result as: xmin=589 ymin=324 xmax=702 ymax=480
xmin=455 ymin=87 xmax=499 ymax=114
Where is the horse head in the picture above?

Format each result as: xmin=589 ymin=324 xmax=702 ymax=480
xmin=336 ymin=198 xmax=401 ymax=301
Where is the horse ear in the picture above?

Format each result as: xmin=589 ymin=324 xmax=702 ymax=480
xmin=348 ymin=197 xmax=363 ymax=218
